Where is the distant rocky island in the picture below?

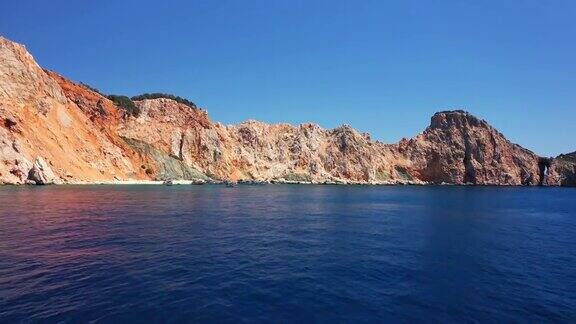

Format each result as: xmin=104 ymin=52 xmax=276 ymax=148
xmin=0 ymin=36 xmax=574 ymax=186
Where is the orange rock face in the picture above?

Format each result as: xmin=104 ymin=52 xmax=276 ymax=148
xmin=398 ymin=111 xmax=542 ymax=185
xmin=0 ymin=36 xmax=146 ymax=184
xmin=0 ymin=36 xmax=573 ymax=186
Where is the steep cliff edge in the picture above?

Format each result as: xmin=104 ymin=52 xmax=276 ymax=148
xmin=0 ymin=36 xmax=573 ymax=186
xmin=397 ymin=110 xmax=541 ymax=185
xmin=0 ymin=36 xmax=146 ymax=184
xmin=546 ymin=152 xmax=576 ymax=186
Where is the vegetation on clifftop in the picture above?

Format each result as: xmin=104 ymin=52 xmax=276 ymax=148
xmin=131 ymin=93 xmax=197 ymax=109
xmin=107 ymin=95 xmax=140 ymax=117
xmin=77 ymin=80 xmax=196 ymax=117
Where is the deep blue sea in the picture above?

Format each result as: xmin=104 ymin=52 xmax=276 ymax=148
xmin=0 ymin=185 xmax=575 ymax=322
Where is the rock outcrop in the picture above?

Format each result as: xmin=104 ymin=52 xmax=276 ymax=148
xmin=398 ymin=110 xmax=541 ymax=185
xmin=0 ymin=36 xmax=147 ymax=184
xmin=0 ymin=36 xmax=574 ymax=186
xmin=119 ymin=98 xmax=411 ymax=183
xmin=27 ymin=157 xmax=59 ymax=184
xmin=0 ymin=36 xmax=67 ymax=114
xmin=546 ymin=152 xmax=576 ymax=186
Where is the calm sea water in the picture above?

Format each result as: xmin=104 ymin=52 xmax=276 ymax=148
xmin=0 ymin=185 xmax=575 ymax=322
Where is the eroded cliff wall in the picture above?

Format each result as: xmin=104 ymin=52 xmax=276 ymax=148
xmin=0 ymin=36 xmax=147 ymax=184
xmin=398 ymin=111 xmax=542 ymax=185
xmin=119 ymin=98 xmax=412 ymax=183
xmin=0 ymin=36 xmax=573 ymax=186
xmin=546 ymin=152 xmax=576 ymax=186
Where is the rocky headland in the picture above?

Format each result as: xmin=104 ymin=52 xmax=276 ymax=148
xmin=0 ymin=36 xmax=574 ymax=186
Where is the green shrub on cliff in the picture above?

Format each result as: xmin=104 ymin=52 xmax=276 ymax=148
xmin=107 ymin=95 xmax=140 ymax=117
xmin=131 ymin=93 xmax=196 ymax=109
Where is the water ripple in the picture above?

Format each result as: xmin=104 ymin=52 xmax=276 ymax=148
xmin=0 ymin=185 xmax=575 ymax=322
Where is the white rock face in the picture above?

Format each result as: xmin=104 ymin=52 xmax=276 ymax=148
xmin=27 ymin=157 xmax=59 ymax=184
xmin=120 ymin=99 xmax=410 ymax=183
xmin=0 ymin=127 xmax=32 ymax=184
xmin=0 ymin=36 xmax=68 ymax=113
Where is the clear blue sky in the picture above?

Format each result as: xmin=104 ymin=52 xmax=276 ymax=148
xmin=1 ymin=0 xmax=574 ymax=156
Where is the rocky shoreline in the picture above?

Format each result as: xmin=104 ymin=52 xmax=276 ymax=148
xmin=7 ymin=177 xmax=573 ymax=187
xmin=1 ymin=36 xmax=574 ymax=187
xmin=3 ymin=177 xmax=426 ymax=186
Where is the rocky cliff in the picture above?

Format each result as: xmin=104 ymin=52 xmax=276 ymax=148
xmin=0 ymin=36 xmax=147 ymax=184
xmin=0 ymin=36 xmax=573 ymax=186
xmin=546 ymin=152 xmax=576 ymax=186
xmin=119 ymin=98 xmax=412 ymax=183
xmin=398 ymin=111 xmax=542 ymax=185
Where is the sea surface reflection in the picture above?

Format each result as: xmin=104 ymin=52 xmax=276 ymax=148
xmin=0 ymin=185 xmax=575 ymax=322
